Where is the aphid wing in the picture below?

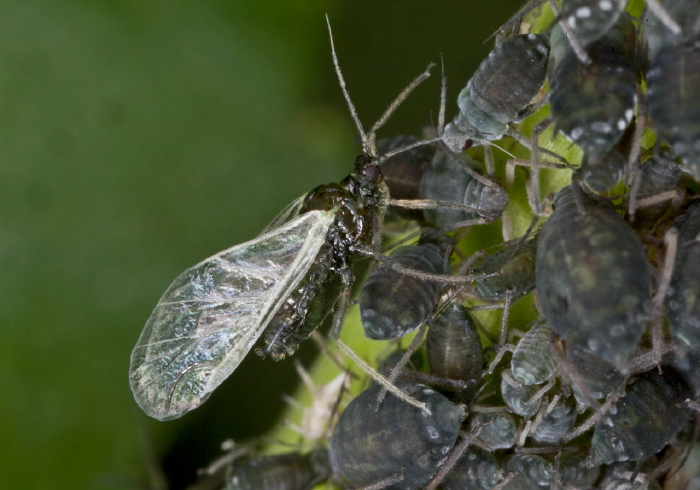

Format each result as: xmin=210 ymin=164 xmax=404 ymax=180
xmin=260 ymin=195 xmax=306 ymax=234
xmin=129 ymin=210 xmax=335 ymax=420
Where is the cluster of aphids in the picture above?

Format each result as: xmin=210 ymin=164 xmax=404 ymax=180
xmin=222 ymin=0 xmax=700 ymax=488
xmin=130 ymin=1 xmax=700 ymax=489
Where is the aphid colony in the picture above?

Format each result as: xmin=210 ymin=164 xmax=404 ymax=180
xmin=130 ymin=2 xmax=700 ymax=489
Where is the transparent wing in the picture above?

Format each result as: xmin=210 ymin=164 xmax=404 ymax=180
xmin=129 ymin=209 xmax=335 ymax=420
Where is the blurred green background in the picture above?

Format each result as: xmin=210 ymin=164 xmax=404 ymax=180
xmin=0 ymin=0 xmax=526 ymax=488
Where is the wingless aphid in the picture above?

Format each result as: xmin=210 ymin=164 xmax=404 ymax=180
xmin=360 ymin=234 xmax=450 ymax=341
xmin=225 ymin=449 xmax=331 ymax=490
xmin=589 ymin=367 xmax=692 ymax=466
xmin=426 ymin=302 xmax=484 ymax=401
xmin=548 ymin=14 xmax=638 ymax=191
xmin=418 ymin=149 xmax=508 ymax=228
xmin=472 ymin=235 xmax=538 ymax=303
xmin=442 ymin=33 xmax=550 ymax=153
xmin=645 ymin=0 xmax=700 ymax=180
xmin=439 ymin=446 xmax=503 ymax=490
xmin=665 ymin=201 xmax=700 ymax=349
xmin=129 ymin=20 xmax=437 ymax=421
xmin=329 ymin=380 xmax=463 ymax=489
xmin=535 ymin=184 xmax=652 ymax=370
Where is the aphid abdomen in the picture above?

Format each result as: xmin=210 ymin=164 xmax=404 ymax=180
xmin=560 ymin=453 xmax=600 ymax=489
xmin=502 ymin=454 xmax=554 ymax=489
xmin=590 ymin=368 xmax=692 ymax=465
xmin=228 ymin=449 xmax=331 ymax=490
xmin=261 ymin=245 xmax=341 ymax=359
xmin=549 ymin=16 xmax=637 ymax=188
xmin=329 ymin=380 xmax=463 ymax=489
xmin=440 ymin=446 xmax=503 ymax=490
xmin=632 ymin=153 xmax=683 ymax=228
xmin=470 ymin=411 xmax=517 ymax=450
xmin=666 ymin=201 xmax=700 ymax=348
xmin=468 ymin=34 xmax=550 ymax=125
xmin=535 ymin=185 xmax=652 ymax=370
xmin=531 ymin=396 xmax=577 ymax=444
xmin=501 ymin=369 xmax=544 ymax=418
xmin=473 ymin=236 xmax=538 ymax=301
xmin=419 ymin=151 xmax=508 ymax=227
xmin=559 ymin=0 xmax=627 ymax=47
xmin=426 ymin=302 xmax=484 ymax=398
xmin=360 ymin=242 xmax=446 ymax=340
xmin=511 ymin=319 xmax=557 ymax=385
xmin=647 ymin=44 xmax=700 ymax=180
xmin=567 ymin=344 xmax=625 ymax=405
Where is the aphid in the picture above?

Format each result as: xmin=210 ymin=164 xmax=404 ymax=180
xmin=128 ymin=22 xmax=436 ymax=420
xmin=511 ymin=319 xmax=557 ymax=386
xmin=598 ymin=463 xmax=663 ymax=490
xmin=418 ymin=150 xmax=508 ymax=227
xmin=666 ymin=201 xmax=700 ymax=349
xmin=535 ymin=184 xmax=652 ymax=370
xmin=501 ymin=368 xmax=550 ymax=418
xmin=589 ymin=367 xmax=692 ymax=465
xmin=629 ymin=152 xmax=684 ymax=228
xmin=472 ymin=235 xmax=538 ymax=302
xmin=377 ymin=135 xmax=435 ymax=222
xmin=530 ymin=395 xmax=577 ymax=444
xmin=501 ymin=454 xmax=554 ymax=489
xmin=225 ymin=448 xmax=331 ymax=490
xmin=439 ymin=446 xmax=503 ymax=490
xmin=559 ymin=0 xmax=628 ymax=48
xmin=360 ymin=235 xmax=449 ymax=341
xmin=442 ymin=33 xmax=550 ymax=152
xmin=548 ymin=15 xmax=637 ymax=191
xmin=426 ymin=302 xmax=484 ymax=400
xmin=329 ymin=380 xmax=463 ymax=489
xmin=559 ymin=452 xmax=601 ymax=489
xmin=566 ymin=343 xmax=626 ymax=407
xmin=645 ymin=0 xmax=700 ymax=180
xmin=470 ymin=411 xmax=517 ymax=450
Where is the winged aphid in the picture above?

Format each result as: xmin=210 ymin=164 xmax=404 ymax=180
xmin=129 ymin=20 xmax=442 ymax=420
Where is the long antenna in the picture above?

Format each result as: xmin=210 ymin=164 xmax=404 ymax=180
xmin=326 ymin=15 xmax=369 ymax=155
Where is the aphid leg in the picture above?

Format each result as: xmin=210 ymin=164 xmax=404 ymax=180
xmin=335 ymin=339 xmax=431 ymax=414
xmin=499 ymin=290 xmax=514 ymax=346
xmin=375 ymin=323 xmax=428 ymax=406
xmin=491 ymin=472 xmax=516 ymax=490
xmin=645 ymin=0 xmax=682 ymax=35
xmin=648 ymin=227 xmax=678 ymax=364
xmin=424 ymin=428 xmax=480 ymax=490
xmin=329 ymin=270 xmax=354 ymax=341
xmin=547 ymin=0 xmax=591 ymax=65
xmin=551 ymin=450 xmax=562 ymax=490
xmin=355 ymin=244 xmax=481 ymax=285
xmin=562 ymin=381 xmax=626 ymax=443
xmin=356 ymin=472 xmax=405 ymax=490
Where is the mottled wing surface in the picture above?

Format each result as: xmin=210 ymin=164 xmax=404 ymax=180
xmin=129 ymin=209 xmax=335 ymax=420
